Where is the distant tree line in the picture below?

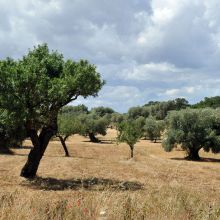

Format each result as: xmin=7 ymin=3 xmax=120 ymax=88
xmin=55 ymin=96 xmax=220 ymax=160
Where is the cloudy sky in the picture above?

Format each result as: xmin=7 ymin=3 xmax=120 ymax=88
xmin=0 ymin=0 xmax=220 ymax=112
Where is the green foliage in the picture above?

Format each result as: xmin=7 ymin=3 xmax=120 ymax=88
xmin=90 ymin=106 xmax=114 ymax=117
xmin=144 ymin=101 xmax=160 ymax=106
xmin=58 ymin=105 xmax=111 ymax=143
xmin=111 ymin=113 xmax=125 ymax=128
xmin=57 ymin=113 xmax=84 ymax=156
xmin=117 ymin=120 xmax=142 ymax=158
xmin=162 ymin=108 xmax=220 ymax=160
xmin=144 ymin=117 xmax=165 ymax=142
xmin=128 ymin=106 xmax=150 ymax=119
xmin=174 ymin=98 xmax=189 ymax=110
xmin=193 ymin=96 xmax=220 ymax=109
xmin=79 ymin=113 xmax=109 ymax=137
xmin=149 ymin=98 xmax=189 ymax=120
xmin=129 ymin=98 xmax=189 ymax=120
xmin=0 ymin=108 xmax=26 ymax=153
xmin=60 ymin=105 xmax=89 ymax=115
xmin=0 ymin=44 xmax=104 ymax=177
xmin=0 ymin=43 xmax=104 ymax=144
xmin=135 ymin=116 xmax=146 ymax=134
xmin=57 ymin=114 xmax=83 ymax=138
xmin=90 ymin=106 xmax=115 ymax=127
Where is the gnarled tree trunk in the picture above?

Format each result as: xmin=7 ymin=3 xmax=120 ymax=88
xmin=88 ymin=132 xmax=100 ymax=143
xmin=20 ymin=122 xmax=57 ymax=178
xmin=186 ymin=147 xmax=200 ymax=161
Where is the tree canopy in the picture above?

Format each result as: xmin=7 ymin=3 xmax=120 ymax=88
xmin=117 ymin=119 xmax=143 ymax=158
xmin=60 ymin=104 xmax=89 ymax=115
xmin=79 ymin=113 xmax=109 ymax=143
xmin=128 ymin=98 xmax=189 ymax=120
xmin=90 ymin=106 xmax=115 ymax=118
xmin=162 ymin=108 xmax=220 ymax=160
xmin=144 ymin=117 xmax=165 ymax=142
xmin=0 ymin=44 xmax=104 ymax=178
xmin=57 ymin=113 xmax=83 ymax=157
xmin=193 ymin=96 xmax=220 ymax=109
xmin=0 ymin=109 xmax=25 ymax=154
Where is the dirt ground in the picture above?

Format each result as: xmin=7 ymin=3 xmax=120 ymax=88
xmin=0 ymin=129 xmax=220 ymax=219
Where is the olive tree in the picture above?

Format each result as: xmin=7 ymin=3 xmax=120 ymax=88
xmin=135 ymin=116 xmax=147 ymax=133
xmin=117 ymin=120 xmax=142 ymax=158
xmin=90 ymin=106 xmax=114 ymax=118
xmin=162 ymin=108 xmax=220 ymax=160
xmin=58 ymin=105 xmax=110 ymax=144
xmin=90 ymin=106 xmax=115 ymax=128
xmin=193 ymin=96 xmax=220 ymax=109
xmin=110 ymin=112 xmax=125 ymax=128
xmin=144 ymin=116 xmax=165 ymax=142
xmin=0 ymin=44 xmax=104 ymax=178
xmin=57 ymin=114 xmax=83 ymax=157
xmin=128 ymin=106 xmax=150 ymax=119
xmin=57 ymin=104 xmax=89 ymax=156
xmin=79 ymin=113 xmax=109 ymax=143
xmin=60 ymin=104 xmax=89 ymax=115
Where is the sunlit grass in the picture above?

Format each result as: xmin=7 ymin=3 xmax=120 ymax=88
xmin=0 ymin=129 xmax=219 ymax=219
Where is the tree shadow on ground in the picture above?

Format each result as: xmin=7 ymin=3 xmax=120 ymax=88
xmin=171 ymin=157 xmax=220 ymax=163
xmin=20 ymin=146 xmax=33 ymax=150
xmin=82 ymin=140 xmax=114 ymax=144
xmin=141 ymin=138 xmax=162 ymax=143
xmin=0 ymin=147 xmax=14 ymax=155
xmin=11 ymin=145 xmax=33 ymax=150
xmin=21 ymin=177 xmax=144 ymax=191
xmin=99 ymin=141 xmax=115 ymax=145
xmin=10 ymin=153 xmax=96 ymax=159
xmin=11 ymin=153 xmax=28 ymax=157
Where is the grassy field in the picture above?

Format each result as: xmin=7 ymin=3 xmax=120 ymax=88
xmin=0 ymin=129 xmax=220 ymax=219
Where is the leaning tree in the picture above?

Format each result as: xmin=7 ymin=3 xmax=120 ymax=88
xmin=0 ymin=44 xmax=104 ymax=178
xmin=56 ymin=104 xmax=89 ymax=156
xmin=162 ymin=108 xmax=220 ymax=160
xmin=57 ymin=113 xmax=83 ymax=157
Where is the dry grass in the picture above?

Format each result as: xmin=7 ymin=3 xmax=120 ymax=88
xmin=0 ymin=129 xmax=220 ymax=219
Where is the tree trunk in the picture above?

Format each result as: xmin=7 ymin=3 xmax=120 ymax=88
xmin=154 ymin=139 xmax=157 ymax=143
xmin=129 ymin=145 xmax=134 ymax=158
xmin=186 ymin=147 xmax=200 ymax=161
xmin=57 ymin=135 xmax=70 ymax=157
xmin=88 ymin=132 xmax=100 ymax=143
xmin=20 ymin=124 xmax=57 ymax=178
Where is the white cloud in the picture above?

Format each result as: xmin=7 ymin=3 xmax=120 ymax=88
xmin=185 ymin=87 xmax=196 ymax=94
xmin=72 ymin=85 xmax=144 ymax=112
xmin=120 ymin=62 xmax=192 ymax=82
xmin=165 ymin=89 xmax=180 ymax=96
